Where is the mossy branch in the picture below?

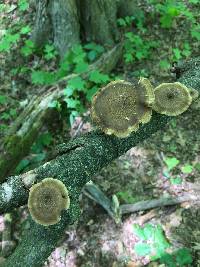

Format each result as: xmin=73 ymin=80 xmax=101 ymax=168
xmin=1 ymin=58 xmax=200 ymax=267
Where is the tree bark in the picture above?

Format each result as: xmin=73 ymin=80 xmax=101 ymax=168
xmin=49 ymin=0 xmax=80 ymax=59
xmin=32 ymin=0 xmax=134 ymax=58
xmin=79 ymin=0 xmax=119 ymax=46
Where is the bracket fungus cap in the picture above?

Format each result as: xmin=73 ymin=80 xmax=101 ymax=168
xmin=28 ymin=178 xmax=70 ymax=226
xmin=138 ymin=77 xmax=155 ymax=106
xmin=152 ymin=82 xmax=193 ymax=116
xmin=91 ymin=80 xmax=153 ymax=138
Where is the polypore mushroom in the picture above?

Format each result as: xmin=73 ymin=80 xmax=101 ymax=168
xmin=28 ymin=178 xmax=70 ymax=226
xmin=91 ymin=79 xmax=154 ymax=138
xmin=152 ymin=82 xmax=193 ymax=116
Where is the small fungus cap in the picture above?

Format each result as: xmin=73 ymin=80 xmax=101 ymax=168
xmin=152 ymin=82 xmax=192 ymax=116
xmin=91 ymin=80 xmax=153 ymax=138
xmin=28 ymin=178 xmax=70 ymax=226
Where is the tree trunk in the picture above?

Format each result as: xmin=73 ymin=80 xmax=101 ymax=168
xmin=32 ymin=0 xmax=133 ymax=58
xmin=79 ymin=0 xmax=120 ymax=46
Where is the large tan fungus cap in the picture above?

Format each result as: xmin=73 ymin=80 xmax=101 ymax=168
xmin=28 ymin=178 xmax=70 ymax=226
xmin=91 ymin=80 xmax=153 ymax=138
xmin=152 ymin=82 xmax=193 ymax=116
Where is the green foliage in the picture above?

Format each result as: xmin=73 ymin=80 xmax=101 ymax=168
xmin=21 ymin=39 xmax=35 ymax=56
xmin=68 ymin=76 xmax=86 ymax=91
xmin=31 ymin=71 xmax=57 ymax=85
xmin=0 ymin=95 xmax=7 ymax=105
xmin=18 ymin=0 xmax=29 ymax=11
xmin=84 ymin=42 xmax=104 ymax=62
xmin=170 ymin=176 xmax=182 ymax=185
xmin=133 ymin=223 xmax=170 ymax=260
xmin=181 ymin=164 xmax=193 ymax=174
xmin=164 ymin=157 xmax=180 ymax=171
xmin=124 ymin=32 xmax=157 ymax=63
xmin=159 ymin=248 xmax=193 ymax=266
xmin=44 ymin=44 xmax=58 ymax=60
xmin=89 ymin=70 xmax=110 ymax=84
xmin=0 ymin=33 xmax=20 ymax=52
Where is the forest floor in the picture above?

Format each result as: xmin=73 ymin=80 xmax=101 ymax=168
xmin=0 ymin=1 xmax=200 ymax=267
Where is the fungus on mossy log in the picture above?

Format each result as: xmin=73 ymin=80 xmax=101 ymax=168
xmin=28 ymin=178 xmax=70 ymax=226
xmin=152 ymin=82 xmax=193 ymax=116
xmin=91 ymin=79 xmax=154 ymax=138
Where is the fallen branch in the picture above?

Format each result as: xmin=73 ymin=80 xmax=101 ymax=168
xmin=83 ymin=181 xmax=200 ymax=222
xmin=120 ymin=193 xmax=199 ymax=214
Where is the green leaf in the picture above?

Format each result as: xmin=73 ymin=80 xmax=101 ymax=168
xmin=32 ymin=153 xmax=46 ymax=163
xmin=191 ymin=28 xmax=200 ymax=41
xmin=132 ymin=224 xmax=146 ymax=240
xmin=86 ymin=86 xmax=99 ymax=102
xmin=153 ymin=225 xmax=170 ymax=251
xmin=134 ymin=243 xmax=151 ymax=256
xmin=16 ymin=159 xmax=30 ymax=174
xmin=194 ymin=163 xmax=200 ymax=171
xmin=69 ymin=110 xmax=79 ymax=126
xmin=84 ymin=43 xmax=104 ymax=53
xmin=44 ymin=44 xmax=57 ymax=60
xmin=159 ymin=252 xmax=176 ymax=267
xmin=39 ymin=133 xmax=52 ymax=146
xmin=117 ymin=18 xmax=127 ymax=27
xmin=68 ymin=76 xmax=86 ymax=91
xmin=31 ymin=71 xmax=57 ymax=85
xmin=64 ymin=98 xmax=80 ymax=109
xmin=181 ymin=164 xmax=193 ymax=174
xmin=0 ymin=33 xmax=20 ymax=52
xmin=21 ymin=40 xmax=35 ymax=56
xmin=173 ymin=48 xmax=182 ymax=60
xmin=9 ymin=108 xmax=17 ymax=118
xmin=124 ymin=53 xmax=134 ymax=63
xmin=143 ymin=224 xmax=154 ymax=240
xmin=175 ymin=248 xmax=193 ymax=265
xmin=74 ymin=61 xmax=89 ymax=73
xmin=0 ymin=95 xmax=7 ymax=105
xmin=18 ymin=0 xmax=29 ymax=11
xmin=164 ymin=157 xmax=180 ymax=170
xmin=48 ymin=100 xmax=61 ymax=111
xmin=89 ymin=70 xmax=110 ymax=84
xmin=20 ymin=26 xmax=31 ymax=34
xmin=0 ymin=112 xmax=10 ymax=120
xmin=170 ymin=176 xmax=182 ymax=185
xmin=159 ymin=60 xmax=170 ymax=70
xmin=63 ymin=87 xmax=74 ymax=97
xmin=189 ymin=0 xmax=198 ymax=3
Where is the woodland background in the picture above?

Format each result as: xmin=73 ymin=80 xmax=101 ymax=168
xmin=0 ymin=0 xmax=200 ymax=266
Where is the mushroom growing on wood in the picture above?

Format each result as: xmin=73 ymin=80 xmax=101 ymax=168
xmin=28 ymin=178 xmax=70 ymax=226
xmin=91 ymin=79 xmax=154 ymax=138
xmin=152 ymin=82 xmax=193 ymax=116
